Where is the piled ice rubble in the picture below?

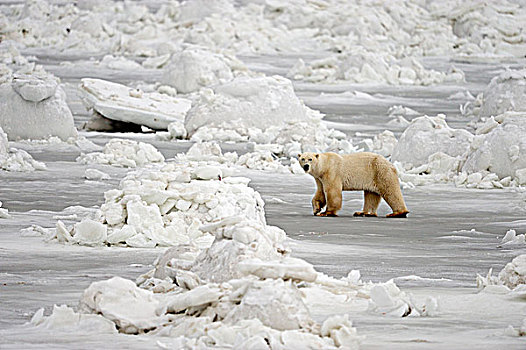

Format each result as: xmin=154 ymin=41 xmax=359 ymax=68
xmin=34 ymin=167 xmax=439 ymax=346
xmin=162 ymin=46 xmax=246 ymax=94
xmin=3 ymin=0 xmax=523 ymax=88
xmin=477 ymin=254 xmax=526 ymax=291
xmin=77 ymin=139 xmax=164 ymax=168
xmin=80 ymin=78 xmax=192 ymax=130
xmin=447 ymin=69 xmax=526 ymax=187
xmin=389 ymin=111 xmax=526 ymax=188
xmin=0 ymin=64 xmax=77 ymax=141
xmin=479 ymin=70 xmax=526 ymax=118
xmin=47 ymin=162 xmax=267 ymax=248
xmin=462 ymin=112 xmax=526 ymax=182
xmin=183 ymin=75 xmax=355 ymax=157
xmin=357 ymin=130 xmax=398 ymax=158
xmin=440 ymin=1 xmax=526 ymax=59
xmin=392 ymin=115 xmax=473 ymax=168
xmin=390 ymin=115 xmax=471 ymax=186
xmin=8 ymin=0 xmax=526 ymax=58
xmin=287 ymin=53 xmax=465 ymax=85
xmin=0 ymin=126 xmax=46 ymax=172
xmin=186 ymin=142 xmax=295 ymax=173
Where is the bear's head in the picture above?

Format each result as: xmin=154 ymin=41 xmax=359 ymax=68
xmin=298 ymin=152 xmax=320 ymax=175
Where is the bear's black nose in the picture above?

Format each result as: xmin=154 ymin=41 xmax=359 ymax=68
xmin=303 ymin=164 xmax=309 ymax=171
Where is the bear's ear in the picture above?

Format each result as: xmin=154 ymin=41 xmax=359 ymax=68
xmin=315 ymin=154 xmax=319 ymax=159
xmin=297 ymin=153 xmax=302 ymax=158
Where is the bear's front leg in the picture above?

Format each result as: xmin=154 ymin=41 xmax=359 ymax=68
xmin=319 ymin=183 xmax=342 ymax=217
xmin=312 ymin=178 xmax=326 ymax=215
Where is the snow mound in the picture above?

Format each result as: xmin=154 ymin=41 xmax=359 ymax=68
xmin=479 ymin=70 xmax=526 ymax=118
xmin=462 ymin=112 xmax=526 ymax=180
xmin=162 ymin=47 xmax=245 ymax=94
xmin=392 ymin=114 xmax=473 ymax=168
xmin=185 ymin=75 xmax=307 ymax=136
xmin=183 ymin=75 xmax=355 ymax=157
xmin=77 ymin=139 xmax=164 ymax=168
xmin=0 ymin=126 xmax=46 ymax=172
xmin=0 ymin=64 xmax=77 ymax=141
xmin=80 ymin=78 xmax=192 ymax=130
xmin=288 ymin=54 xmax=464 ymax=85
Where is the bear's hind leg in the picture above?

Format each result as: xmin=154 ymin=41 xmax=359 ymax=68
xmin=312 ymin=178 xmax=326 ymax=215
xmin=354 ymin=191 xmax=380 ymax=217
xmin=318 ymin=185 xmax=342 ymax=217
xmin=381 ymin=186 xmax=409 ymax=218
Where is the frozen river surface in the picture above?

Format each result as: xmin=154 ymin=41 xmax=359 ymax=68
xmin=1 ymin=47 xmax=526 ymax=350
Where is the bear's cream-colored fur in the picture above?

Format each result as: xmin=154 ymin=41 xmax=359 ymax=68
xmin=298 ymin=152 xmax=409 ymax=217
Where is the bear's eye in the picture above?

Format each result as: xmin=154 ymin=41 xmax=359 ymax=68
xmin=301 ymin=158 xmax=305 ymax=161
xmin=308 ymin=158 xmax=312 ymax=161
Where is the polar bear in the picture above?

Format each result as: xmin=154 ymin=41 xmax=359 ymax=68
xmin=298 ymin=152 xmax=409 ymax=218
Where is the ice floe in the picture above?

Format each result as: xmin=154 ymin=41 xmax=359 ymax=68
xmin=80 ymin=78 xmax=192 ymax=130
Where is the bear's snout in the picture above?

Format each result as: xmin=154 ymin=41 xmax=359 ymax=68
xmin=303 ymin=164 xmax=310 ymax=172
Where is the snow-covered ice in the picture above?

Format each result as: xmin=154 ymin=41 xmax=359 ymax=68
xmin=80 ymin=78 xmax=192 ymax=130
xmin=2 ymin=0 xmax=526 ymax=349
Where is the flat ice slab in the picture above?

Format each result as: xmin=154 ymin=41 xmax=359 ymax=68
xmin=80 ymin=78 xmax=192 ymax=130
